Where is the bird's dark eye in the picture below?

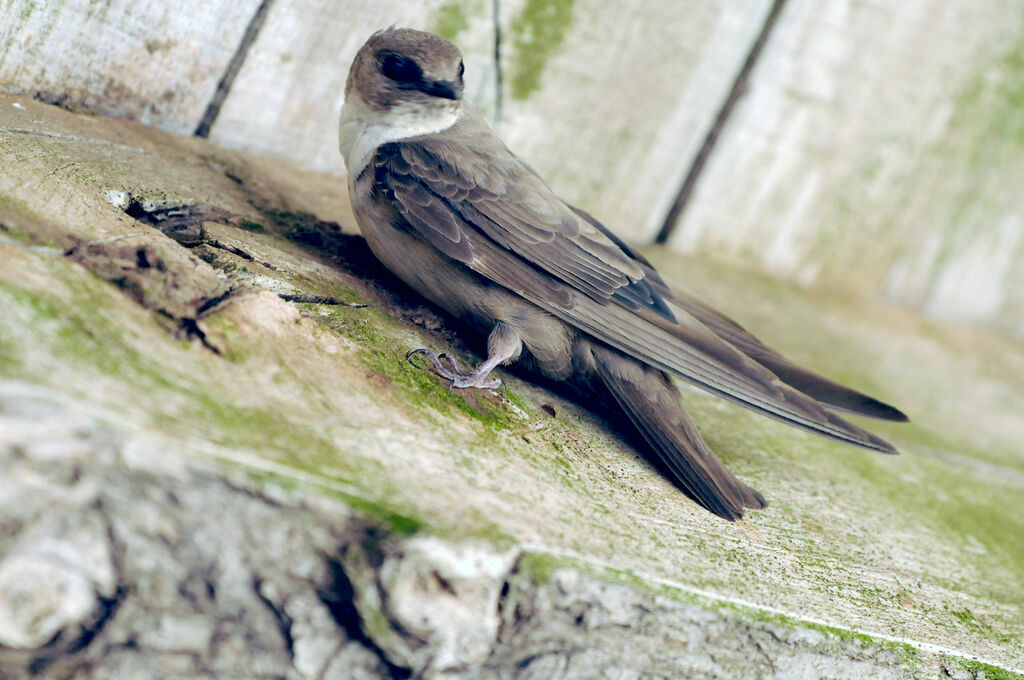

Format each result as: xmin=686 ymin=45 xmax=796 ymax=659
xmin=379 ymin=52 xmax=421 ymax=83
xmin=458 ymin=61 xmax=465 ymax=79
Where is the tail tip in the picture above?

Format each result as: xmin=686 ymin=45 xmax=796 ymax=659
xmin=863 ymin=397 xmax=910 ymax=423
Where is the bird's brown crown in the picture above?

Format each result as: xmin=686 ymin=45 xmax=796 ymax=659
xmin=346 ymin=28 xmax=465 ymax=109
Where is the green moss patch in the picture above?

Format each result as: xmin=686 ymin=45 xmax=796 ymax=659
xmin=508 ymin=0 xmax=576 ymax=100
xmin=431 ymin=2 xmax=473 ymax=42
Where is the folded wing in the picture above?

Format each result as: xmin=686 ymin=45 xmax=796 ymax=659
xmin=570 ymin=206 xmax=908 ymax=422
xmin=373 ymin=131 xmax=900 ymax=457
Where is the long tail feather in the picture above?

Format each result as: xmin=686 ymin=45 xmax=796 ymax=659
xmin=590 ymin=342 xmax=766 ymax=520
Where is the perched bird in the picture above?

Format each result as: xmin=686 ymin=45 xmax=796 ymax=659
xmin=338 ymin=28 xmax=907 ymax=520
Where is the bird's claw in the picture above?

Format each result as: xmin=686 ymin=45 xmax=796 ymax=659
xmin=405 ymin=348 xmax=503 ymax=390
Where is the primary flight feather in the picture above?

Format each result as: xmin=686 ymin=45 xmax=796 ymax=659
xmin=339 ymin=28 xmax=907 ymax=520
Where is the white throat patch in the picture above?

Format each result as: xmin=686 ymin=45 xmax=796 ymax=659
xmin=339 ymin=94 xmax=461 ymax=177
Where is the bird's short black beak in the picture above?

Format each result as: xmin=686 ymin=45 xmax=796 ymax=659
xmin=419 ymin=79 xmax=460 ymax=100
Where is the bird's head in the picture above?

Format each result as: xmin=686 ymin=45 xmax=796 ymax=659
xmin=345 ymin=28 xmax=465 ymax=124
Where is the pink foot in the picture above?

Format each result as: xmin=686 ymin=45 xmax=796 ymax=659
xmin=406 ymin=348 xmax=503 ymax=390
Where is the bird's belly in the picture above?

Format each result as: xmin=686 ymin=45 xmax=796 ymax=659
xmin=360 ymin=214 xmax=489 ymax=319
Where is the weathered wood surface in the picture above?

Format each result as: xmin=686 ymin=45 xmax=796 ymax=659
xmin=0 ymin=0 xmax=262 ymax=134
xmin=487 ymin=0 xmax=774 ymax=241
xmin=668 ymin=0 xmax=1024 ymax=336
xmin=1 ymin=95 xmax=1023 ymax=676
xmin=209 ymin=0 xmax=772 ymax=237
xmin=1 ymin=0 xmax=1021 ymax=335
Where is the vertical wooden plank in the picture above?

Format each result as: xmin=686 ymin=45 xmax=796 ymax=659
xmin=207 ymin=0 xmax=500 ymax=175
xmin=668 ymin=0 xmax=1024 ymax=336
xmin=210 ymin=0 xmax=774 ymax=247
xmin=0 ymin=0 xmax=264 ymax=134
xmin=494 ymin=0 xmax=774 ymax=242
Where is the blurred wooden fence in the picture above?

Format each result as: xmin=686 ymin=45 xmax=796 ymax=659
xmin=2 ymin=0 xmax=1022 ymax=337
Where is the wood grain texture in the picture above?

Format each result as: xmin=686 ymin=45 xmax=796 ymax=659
xmin=0 ymin=0 xmax=263 ymax=133
xmin=668 ymin=0 xmax=1024 ymax=336
xmin=2 ymin=91 xmax=1023 ymax=671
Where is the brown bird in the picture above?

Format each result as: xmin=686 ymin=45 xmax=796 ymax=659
xmin=339 ymin=28 xmax=907 ymax=520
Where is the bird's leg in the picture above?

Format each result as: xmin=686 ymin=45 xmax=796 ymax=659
xmin=407 ymin=321 xmax=522 ymax=390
